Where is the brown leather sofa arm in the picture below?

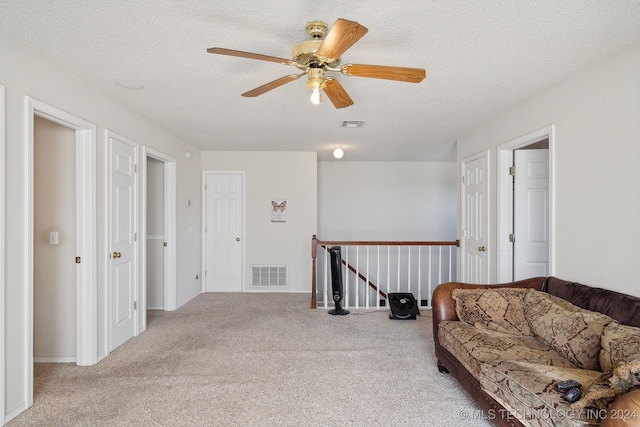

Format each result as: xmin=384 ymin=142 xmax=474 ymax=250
xmin=600 ymin=388 xmax=640 ymax=427
xmin=431 ymin=277 xmax=547 ymax=349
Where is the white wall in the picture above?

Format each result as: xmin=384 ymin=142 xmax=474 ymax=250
xmin=201 ymin=151 xmax=317 ymax=293
xmin=457 ymin=40 xmax=640 ymax=296
xmin=318 ymin=161 xmax=457 ymax=241
xmin=33 ymin=116 xmax=76 ymax=361
xmin=1 ymin=30 xmax=202 ymax=421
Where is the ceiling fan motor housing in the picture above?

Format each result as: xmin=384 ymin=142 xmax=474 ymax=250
xmin=292 ymin=39 xmax=323 ymax=65
xmin=293 ymin=21 xmax=341 ymax=68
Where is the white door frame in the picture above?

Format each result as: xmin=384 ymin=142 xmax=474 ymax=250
xmin=497 ymin=125 xmax=555 ymax=282
xmin=26 ymin=97 xmax=97 ymax=405
xmin=459 ymin=150 xmax=490 ymax=283
xmin=0 ymin=83 xmax=6 ymax=424
xmin=140 ymin=147 xmax=177 ymax=328
xmin=201 ymin=170 xmax=246 ymax=293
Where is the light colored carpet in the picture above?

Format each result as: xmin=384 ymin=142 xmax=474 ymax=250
xmin=9 ymin=293 xmax=491 ymax=426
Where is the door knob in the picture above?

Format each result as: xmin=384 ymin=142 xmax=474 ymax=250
xmin=236 ymin=237 xmax=241 ymax=242
xmin=478 ymin=246 xmax=486 ymax=252
xmin=112 ymin=251 xmax=121 ymax=258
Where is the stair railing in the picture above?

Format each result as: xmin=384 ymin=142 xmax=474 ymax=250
xmin=311 ymin=235 xmax=459 ymax=309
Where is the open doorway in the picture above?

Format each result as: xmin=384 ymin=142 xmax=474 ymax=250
xmin=146 ymin=157 xmax=165 ymax=311
xmin=497 ymin=125 xmax=554 ymax=282
xmin=26 ymin=97 xmax=97 ymax=407
xmin=140 ymin=147 xmax=176 ymax=331
xmin=0 ymin=83 xmax=5 ymax=421
xmin=33 ymin=116 xmax=76 ymax=363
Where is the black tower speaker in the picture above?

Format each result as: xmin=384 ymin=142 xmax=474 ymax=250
xmin=328 ymin=246 xmax=349 ymax=315
xmin=388 ymin=293 xmax=420 ymax=319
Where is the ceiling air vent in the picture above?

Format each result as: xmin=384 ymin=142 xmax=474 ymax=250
xmin=251 ymin=265 xmax=288 ymax=288
xmin=340 ymin=120 xmax=366 ymax=128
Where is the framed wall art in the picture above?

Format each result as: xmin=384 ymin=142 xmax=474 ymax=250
xmin=271 ymin=199 xmax=286 ymax=223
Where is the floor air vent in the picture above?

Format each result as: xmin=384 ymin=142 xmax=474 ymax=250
xmin=251 ymin=265 xmax=288 ymax=288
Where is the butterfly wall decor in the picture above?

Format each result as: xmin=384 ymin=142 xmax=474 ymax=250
xmin=271 ymin=199 xmax=287 ymax=223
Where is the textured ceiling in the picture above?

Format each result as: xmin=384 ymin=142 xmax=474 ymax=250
xmin=2 ymin=0 xmax=640 ymax=161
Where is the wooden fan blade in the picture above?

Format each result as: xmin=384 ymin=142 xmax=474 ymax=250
xmin=241 ymin=74 xmax=304 ymax=97
xmin=323 ymin=78 xmax=354 ymax=109
xmin=317 ymin=19 xmax=368 ymax=61
xmin=207 ymin=47 xmax=292 ymax=65
xmin=342 ymin=64 xmax=426 ymax=83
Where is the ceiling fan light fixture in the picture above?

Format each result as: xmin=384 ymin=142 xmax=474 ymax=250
xmin=310 ymin=86 xmax=322 ymax=104
xmin=307 ymin=68 xmax=325 ymax=105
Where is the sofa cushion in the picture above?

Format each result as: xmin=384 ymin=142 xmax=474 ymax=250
xmin=600 ymin=321 xmax=640 ymax=373
xmin=544 ymin=277 xmax=640 ymax=328
xmin=571 ymin=355 xmax=640 ymax=414
xmin=438 ymin=320 xmax=576 ymax=379
xmin=481 ymin=360 xmax=602 ymax=427
xmin=524 ymin=289 xmax=614 ymax=371
xmin=452 ymin=288 xmax=532 ymax=336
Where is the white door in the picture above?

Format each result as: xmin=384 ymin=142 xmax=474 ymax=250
xmin=204 ymin=173 xmax=243 ymax=292
xmin=514 ymin=149 xmax=549 ymax=280
xmin=109 ymin=134 xmax=138 ymax=351
xmin=461 ymin=152 xmax=489 ymax=283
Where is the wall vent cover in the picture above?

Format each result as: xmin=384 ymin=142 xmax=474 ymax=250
xmin=340 ymin=120 xmax=366 ymax=128
xmin=251 ymin=265 xmax=288 ymax=287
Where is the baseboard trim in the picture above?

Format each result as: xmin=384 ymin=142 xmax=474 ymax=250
xmin=33 ymin=357 xmax=76 ymax=363
xmin=5 ymin=402 xmax=29 ymax=424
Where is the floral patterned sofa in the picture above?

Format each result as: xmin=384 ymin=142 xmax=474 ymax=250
xmin=432 ymin=277 xmax=640 ymax=427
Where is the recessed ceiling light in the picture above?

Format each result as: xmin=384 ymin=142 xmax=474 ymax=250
xmin=115 ymin=79 xmax=145 ymax=90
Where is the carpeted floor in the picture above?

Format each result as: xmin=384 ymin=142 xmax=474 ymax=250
xmin=8 ymin=293 xmax=490 ymax=426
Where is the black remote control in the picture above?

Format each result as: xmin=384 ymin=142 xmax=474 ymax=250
xmin=555 ymin=379 xmax=582 ymax=391
xmin=563 ymin=387 xmax=582 ymax=402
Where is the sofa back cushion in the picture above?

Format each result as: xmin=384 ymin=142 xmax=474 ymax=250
xmin=600 ymin=322 xmax=640 ymax=373
xmin=451 ymin=288 xmax=532 ymax=336
xmin=544 ymin=277 xmax=640 ymax=328
xmin=523 ymin=289 xmax=614 ymax=371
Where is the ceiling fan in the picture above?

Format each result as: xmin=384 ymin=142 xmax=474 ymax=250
xmin=207 ymin=19 xmax=426 ymax=108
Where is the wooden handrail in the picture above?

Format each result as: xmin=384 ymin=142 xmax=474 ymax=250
xmin=311 ymin=235 xmax=459 ymax=309
xmin=314 ymin=240 xmax=460 ymax=247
